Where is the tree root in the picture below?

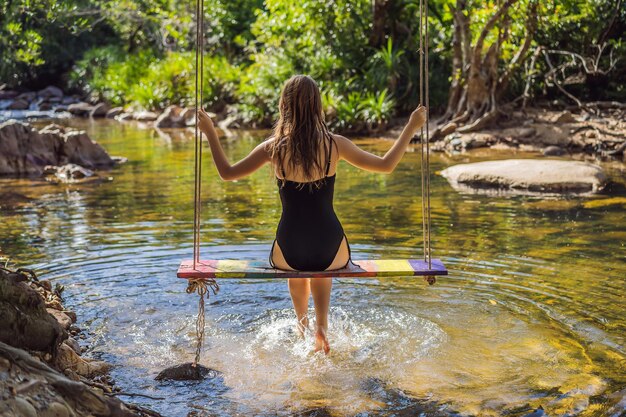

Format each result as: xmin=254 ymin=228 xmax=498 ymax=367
xmin=0 ymin=341 xmax=162 ymax=416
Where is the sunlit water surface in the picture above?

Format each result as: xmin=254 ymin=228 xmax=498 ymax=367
xmin=1 ymin=119 xmax=625 ymax=417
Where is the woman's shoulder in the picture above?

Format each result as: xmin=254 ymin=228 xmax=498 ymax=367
xmin=329 ymin=133 xmax=349 ymax=143
xmin=329 ymin=133 xmax=349 ymax=151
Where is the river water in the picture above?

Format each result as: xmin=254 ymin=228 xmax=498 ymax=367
xmin=1 ymin=118 xmax=625 ymax=417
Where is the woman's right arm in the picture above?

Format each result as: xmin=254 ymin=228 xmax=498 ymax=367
xmin=335 ymin=105 xmax=427 ymax=174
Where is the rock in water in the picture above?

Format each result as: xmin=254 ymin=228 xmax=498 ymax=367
xmin=44 ymin=164 xmax=95 ymax=183
xmin=133 ymin=111 xmax=158 ymax=122
xmin=0 ymin=120 xmax=116 ymax=175
xmin=67 ymin=102 xmax=92 ymax=117
xmin=440 ymin=159 xmax=607 ymax=194
xmin=155 ymin=362 xmax=218 ymax=381
xmin=62 ymin=131 xmax=114 ymax=168
xmin=105 ymin=106 xmax=124 ymax=118
xmin=155 ymin=105 xmax=186 ymax=128
xmin=89 ymin=102 xmax=110 ymax=118
xmin=37 ymin=85 xmax=64 ymax=99
xmin=7 ymin=98 xmax=30 ymax=110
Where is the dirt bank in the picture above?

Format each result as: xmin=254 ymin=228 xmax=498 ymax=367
xmin=0 ymin=266 xmax=162 ymax=417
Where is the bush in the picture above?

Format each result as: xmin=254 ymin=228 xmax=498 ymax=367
xmin=360 ymin=89 xmax=396 ymax=131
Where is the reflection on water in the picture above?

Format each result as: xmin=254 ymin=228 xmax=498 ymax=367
xmin=0 ymin=119 xmax=625 ymax=416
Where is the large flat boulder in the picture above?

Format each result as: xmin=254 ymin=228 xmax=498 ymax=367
xmin=440 ymin=159 xmax=607 ymax=194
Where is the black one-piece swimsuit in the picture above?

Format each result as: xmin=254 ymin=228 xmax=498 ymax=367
xmin=268 ymin=137 xmax=356 ymax=271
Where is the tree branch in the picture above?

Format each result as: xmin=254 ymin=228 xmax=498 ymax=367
xmin=473 ymin=0 xmax=519 ymax=65
xmin=498 ymin=1 xmax=538 ymax=88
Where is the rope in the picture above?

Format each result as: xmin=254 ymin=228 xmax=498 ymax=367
xmin=424 ymin=0 xmax=432 ymax=269
xmin=188 ymin=0 xmax=220 ymax=370
xmin=418 ymin=0 xmax=432 ymax=268
xmin=186 ymin=278 xmax=219 ymax=366
xmin=193 ymin=0 xmax=205 ymax=268
xmin=419 ymin=0 xmax=427 ymax=263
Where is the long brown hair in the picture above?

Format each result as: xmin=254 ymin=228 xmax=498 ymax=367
xmin=267 ymin=74 xmax=334 ymax=191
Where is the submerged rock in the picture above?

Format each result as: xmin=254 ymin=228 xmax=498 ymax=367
xmin=155 ymin=362 xmax=219 ymax=381
xmin=522 ymin=406 xmax=546 ymax=417
xmin=44 ymin=164 xmax=96 ymax=183
xmin=440 ymin=159 xmax=607 ymax=194
xmin=0 ymin=191 xmax=32 ymax=208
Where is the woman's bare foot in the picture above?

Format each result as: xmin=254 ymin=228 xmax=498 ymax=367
xmin=314 ymin=326 xmax=330 ymax=355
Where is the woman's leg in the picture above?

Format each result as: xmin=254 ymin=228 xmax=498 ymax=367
xmin=310 ymin=277 xmax=332 ymax=354
xmin=288 ymin=278 xmax=310 ymax=337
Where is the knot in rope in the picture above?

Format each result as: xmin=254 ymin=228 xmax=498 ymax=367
xmin=186 ymin=277 xmax=219 ymax=297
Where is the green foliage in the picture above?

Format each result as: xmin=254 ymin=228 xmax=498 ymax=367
xmin=249 ymin=0 xmax=371 ymax=86
xmin=71 ymin=49 xmax=240 ymax=110
xmin=0 ymin=0 xmax=108 ymax=86
xmin=70 ymin=47 xmax=155 ymax=106
xmin=234 ymin=51 xmax=295 ymax=125
xmin=3 ymin=0 xmax=624 ymax=127
xmin=360 ymin=89 xmax=396 ymax=127
xmin=366 ymin=38 xmax=406 ymax=92
xmin=334 ymin=91 xmax=366 ymax=132
xmin=204 ymin=0 xmax=265 ymax=59
xmin=330 ymin=88 xmax=395 ymax=133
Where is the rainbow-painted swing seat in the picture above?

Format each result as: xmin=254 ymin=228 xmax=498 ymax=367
xmin=177 ymin=258 xmax=447 ymax=279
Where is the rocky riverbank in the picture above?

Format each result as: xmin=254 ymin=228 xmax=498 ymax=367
xmin=385 ymin=105 xmax=626 ymax=160
xmin=0 ymin=84 xmax=216 ymax=129
xmin=0 ymin=266 xmax=162 ymax=417
xmin=2 ymin=83 xmax=624 ymax=159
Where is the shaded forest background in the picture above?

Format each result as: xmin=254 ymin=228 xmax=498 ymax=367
xmin=1 ymin=0 xmax=624 ymax=133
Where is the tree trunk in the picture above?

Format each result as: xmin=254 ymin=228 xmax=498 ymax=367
xmin=433 ymin=0 xmax=538 ymax=138
xmin=369 ymin=0 xmax=391 ymax=48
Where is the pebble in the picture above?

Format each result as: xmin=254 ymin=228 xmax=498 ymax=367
xmin=14 ymin=397 xmax=37 ymax=417
xmin=543 ymin=146 xmax=566 ymax=156
xmin=39 ymin=401 xmax=70 ymax=417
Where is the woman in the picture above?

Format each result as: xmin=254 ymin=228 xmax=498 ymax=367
xmin=198 ymin=74 xmax=427 ymax=355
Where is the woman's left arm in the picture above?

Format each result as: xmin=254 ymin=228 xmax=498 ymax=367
xmin=198 ymin=108 xmax=271 ymax=181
